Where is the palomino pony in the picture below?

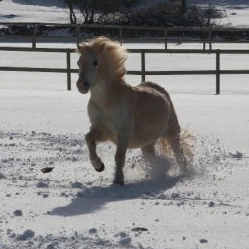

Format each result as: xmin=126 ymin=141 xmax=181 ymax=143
xmin=77 ymin=36 xmax=188 ymax=185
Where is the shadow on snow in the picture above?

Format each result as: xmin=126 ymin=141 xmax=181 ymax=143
xmin=50 ymin=174 xmax=185 ymax=216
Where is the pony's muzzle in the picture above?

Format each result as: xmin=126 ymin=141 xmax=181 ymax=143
xmin=83 ymin=80 xmax=89 ymax=87
xmin=77 ymin=79 xmax=90 ymax=94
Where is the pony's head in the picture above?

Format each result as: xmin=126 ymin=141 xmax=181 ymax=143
xmin=76 ymin=36 xmax=128 ymax=94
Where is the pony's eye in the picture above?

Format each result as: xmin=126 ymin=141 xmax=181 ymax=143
xmin=93 ymin=60 xmax=98 ymax=66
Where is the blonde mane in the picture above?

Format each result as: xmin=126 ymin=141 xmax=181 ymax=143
xmin=77 ymin=36 xmax=128 ymax=79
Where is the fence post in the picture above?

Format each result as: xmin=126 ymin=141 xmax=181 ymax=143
xmin=66 ymin=50 xmax=71 ymax=91
xmin=141 ymin=51 xmax=146 ymax=82
xmin=32 ymin=24 xmax=37 ymax=49
xmin=216 ymin=49 xmax=220 ymax=94
xmin=164 ymin=29 xmax=168 ymax=50
xmin=209 ymin=29 xmax=212 ymax=50
xmin=76 ymin=25 xmax=80 ymax=45
xmin=119 ymin=27 xmax=123 ymax=39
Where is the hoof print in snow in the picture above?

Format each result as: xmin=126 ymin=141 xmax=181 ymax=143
xmin=131 ymin=227 xmax=148 ymax=232
xmin=13 ymin=210 xmax=23 ymax=217
xmin=0 ymin=173 xmax=6 ymax=180
xmin=117 ymin=232 xmax=132 ymax=246
xmin=71 ymin=181 xmax=83 ymax=189
xmin=229 ymin=151 xmax=243 ymax=160
xmin=46 ymin=244 xmax=56 ymax=249
xmin=199 ymin=238 xmax=208 ymax=244
xmin=36 ymin=181 xmax=49 ymax=188
xmin=43 ymin=193 xmax=49 ymax=198
xmin=88 ymin=228 xmax=97 ymax=234
xmin=41 ymin=167 xmax=54 ymax=174
xmin=16 ymin=229 xmax=35 ymax=241
xmin=208 ymin=201 xmax=215 ymax=207
xmin=119 ymin=236 xmax=132 ymax=246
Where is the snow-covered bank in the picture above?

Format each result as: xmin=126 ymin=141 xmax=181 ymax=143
xmin=1 ymin=86 xmax=249 ymax=248
xmin=1 ymin=0 xmax=249 ymax=27
xmin=0 ymin=0 xmax=66 ymax=23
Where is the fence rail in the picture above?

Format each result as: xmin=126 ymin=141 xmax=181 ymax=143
xmin=1 ymin=22 xmax=249 ymax=49
xmin=1 ymin=46 xmax=249 ymax=94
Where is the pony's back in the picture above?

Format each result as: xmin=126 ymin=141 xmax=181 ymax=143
xmin=140 ymin=81 xmax=180 ymax=135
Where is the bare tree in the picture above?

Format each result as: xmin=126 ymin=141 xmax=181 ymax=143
xmin=63 ymin=0 xmax=77 ymax=24
xmin=77 ymin=0 xmax=94 ymax=24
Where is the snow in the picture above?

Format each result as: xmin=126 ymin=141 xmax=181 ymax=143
xmin=0 ymin=0 xmax=67 ymax=23
xmin=1 ymin=0 xmax=249 ymax=28
xmin=1 ymin=1 xmax=249 ymax=249
xmin=190 ymin=0 xmax=249 ymax=28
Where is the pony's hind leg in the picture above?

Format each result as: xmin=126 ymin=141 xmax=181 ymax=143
xmin=141 ymin=143 xmax=156 ymax=162
xmin=85 ymin=130 xmax=105 ymax=172
xmin=113 ymin=133 xmax=129 ymax=185
xmin=142 ymin=143 xmax=170 ymax=174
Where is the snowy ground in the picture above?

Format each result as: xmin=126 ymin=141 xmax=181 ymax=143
xmin=1 ymin=1 xmax=249 ymax=249
xmin=1 ymin=44 xmax=249 ymax=248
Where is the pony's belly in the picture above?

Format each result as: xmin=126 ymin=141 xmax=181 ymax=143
xmin=128 ymin=117 xmax=168 ymax=148
xmin=128 ymin=134 xmax=160 ymax=149
xmin=108 ymin=133 xmax=158 ymax=149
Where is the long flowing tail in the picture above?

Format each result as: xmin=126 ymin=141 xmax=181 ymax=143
xmin=157 ymin=129 xmax=195 ymax=161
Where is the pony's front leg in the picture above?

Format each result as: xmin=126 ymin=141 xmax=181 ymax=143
xmin=114 ymin=134 xmax=129 ymax=185
xmin=85 ymin=131 xmax=105 ymax=172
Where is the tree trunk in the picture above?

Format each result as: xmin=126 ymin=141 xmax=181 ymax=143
xmin=182 ymin=0 xmax=187 ymax=14
xmin=69 ymin=3 xmax=77 ymax=24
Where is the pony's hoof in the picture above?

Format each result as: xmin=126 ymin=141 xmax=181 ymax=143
xmin=95 ymin=163 xmax=105 ymax=172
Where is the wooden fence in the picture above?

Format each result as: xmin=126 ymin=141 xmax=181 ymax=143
xmin=1 ymin=22 xmax=249 ymax=50
xmin=1 ymin=46 xmax=249 ymax=94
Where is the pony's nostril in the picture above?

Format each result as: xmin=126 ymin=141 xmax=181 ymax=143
xmin=84 ymin=81 xmax=89 ymax=87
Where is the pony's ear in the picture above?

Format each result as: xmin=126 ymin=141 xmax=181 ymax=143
xmin=76 ymin=44 xmax=83 ymax=53
xmin=76 ymin=42 xmax=90 ymax=53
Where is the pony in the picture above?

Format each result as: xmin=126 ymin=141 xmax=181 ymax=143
xmin=76 ymin=36 xmax=189 ymax=185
